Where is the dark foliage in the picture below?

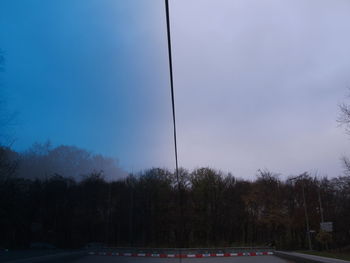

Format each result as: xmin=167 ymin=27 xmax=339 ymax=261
xmin=0 ymin=148 xmax=349 ymax=250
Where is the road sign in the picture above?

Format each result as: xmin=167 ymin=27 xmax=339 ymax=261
xmin=320 ymin=222 xmax=333 ymax=232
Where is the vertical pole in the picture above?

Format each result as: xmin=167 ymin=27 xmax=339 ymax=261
xmin=129 ymin=187 xmax=134 ymax=246
xmin=301 ymin=181 xmax=312 ymax=250
xmin=106 ymin=182 xmax=112 ymax=245
xmin=318 ymin=187 xmax=324 ymax=223
xmin=318 ymin=185 xmax=328 ymax=250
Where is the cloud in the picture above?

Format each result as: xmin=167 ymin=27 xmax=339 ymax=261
xmin=154 ymin=0 xmax=350 ymax=178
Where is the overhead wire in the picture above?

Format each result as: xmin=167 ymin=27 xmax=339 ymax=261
xmin=165 ymin=0 xmax=179 ymax=184
xmin=164 ymin=0 xmax=183 ymax=261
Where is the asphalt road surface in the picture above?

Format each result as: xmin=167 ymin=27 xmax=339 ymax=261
xmin=72 ymin=256 xmax=294 ymax=263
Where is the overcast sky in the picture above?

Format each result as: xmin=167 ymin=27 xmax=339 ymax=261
xmin=1 ymin=0 xmax=350 ymax=179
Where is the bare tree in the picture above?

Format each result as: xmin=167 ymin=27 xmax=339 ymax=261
xmin=338 ymin=94 xmax=350 ymax=175
xmin=338 ymin=103 xmax=350 ymax=132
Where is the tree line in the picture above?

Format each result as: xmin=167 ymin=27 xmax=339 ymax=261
xmin=1 ymin=146 xmax=349 ymax=250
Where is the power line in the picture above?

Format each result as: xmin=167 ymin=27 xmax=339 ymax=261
xmin=164 ymin=0 xmax=182 ymax=260
xmin=165 ymin=0 xmax=179 ymax=186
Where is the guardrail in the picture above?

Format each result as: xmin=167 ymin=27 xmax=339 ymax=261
xmin=87 ymin=247 xmax=275 ymax=258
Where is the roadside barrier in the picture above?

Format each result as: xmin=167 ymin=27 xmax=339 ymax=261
xmin=87 ymin=250 xmax=274 ymax=258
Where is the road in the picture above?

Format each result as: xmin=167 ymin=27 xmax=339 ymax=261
xmin=72 ymin=255 xmax=294 ymax=263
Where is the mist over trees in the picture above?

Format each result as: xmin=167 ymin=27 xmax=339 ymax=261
xmin=15 ymin=142 xmax=127 ymax=181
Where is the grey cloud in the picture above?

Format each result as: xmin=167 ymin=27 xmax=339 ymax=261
xmin=154 ymin=0 xmax=350 ymax=178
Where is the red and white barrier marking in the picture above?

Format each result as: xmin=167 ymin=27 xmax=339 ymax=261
xmin=88 ymin=251 xmax=274 ymax=257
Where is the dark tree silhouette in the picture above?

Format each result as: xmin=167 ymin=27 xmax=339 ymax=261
xmin=1 ymin=159 xmax=350 ymax=250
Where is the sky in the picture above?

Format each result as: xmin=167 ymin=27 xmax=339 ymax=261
xmin=1 ymin=0 xmax=350 ymax=179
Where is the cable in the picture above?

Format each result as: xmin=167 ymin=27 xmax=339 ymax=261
xmin=165 ymin=0 xmax=179 ymax=185
xmin=165 ymin=0 xmax=182 ymax=261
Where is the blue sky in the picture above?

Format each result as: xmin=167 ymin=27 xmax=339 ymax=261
xmin=0 ymin=0 xmax=174 ymax=172
xmin=1 ymin=0 xmax=350 ymax=178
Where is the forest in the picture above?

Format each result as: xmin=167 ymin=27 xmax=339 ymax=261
xmin=1 ymin=144 xmax=349 ymax=250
